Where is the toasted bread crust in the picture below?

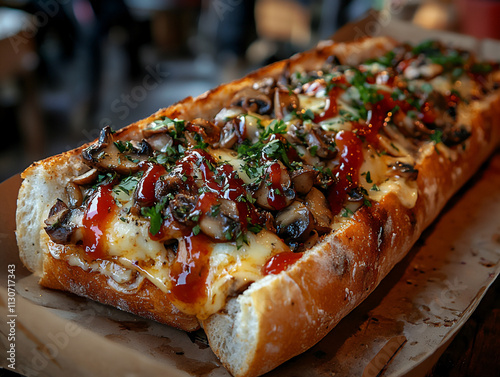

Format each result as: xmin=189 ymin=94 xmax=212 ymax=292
xmin=15 ymin=36 xmax=500 ymax=377
xmin=202 ymin=93 xmax=500 ymax=377
xmin=40 ymin=250 xmax=199 ymax=330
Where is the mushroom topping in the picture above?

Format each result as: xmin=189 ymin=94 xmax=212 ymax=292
xmin=44 ymin=199 xmax=74 ymax=244
xmin=289 ymin=122 xmax=336 ymax=159
xmin=72 ymin=168 xmax=98 ymax=186
xmin=346 ymin=187 xmax=365 ymax=202
xmin=142 ymin=121 xmax=169 ymax=138
xmin=389 ymin=162 xmax=419 ymax=180
xmin=154 ymin=170 xmax=194 ymax=202
xmin=254 ymin=161 xmax=295 ymax=211
xmin=186 ymin=118 xmax=221 ymax=145
xmin=66 ymin=182 xmax=83 ymax=208
xmin=303 ymin=230 xmax=319 ymax=250
xmin=199 ymin=199 xmax=241 ymax=241
xmin=214 ymin=106 xmax=245 ymax=125
xmin=230 ymin=87 xmax=272 ymax=115
xmin=275 ymin=200 xmax=314 ymax=243
xmin=145 ymin=133 xmax=173 ymax=152
xmin=169 ymin=193 xmax=199 ymax=227
xmin=82 ymin=126 xmax=152 ymax=174
xmin=274 ymin=88 xmax=300 ymax=119
xmin=290 ymin=166 xmax=318 ymax=194
xmin=218 ymin=119 xmax=241 ymax=149
xmin=304 ymin=128 xmax=336 ymax=159
xmin=304 ymin=188 xmax=333 ymax=233
xmin=441 ymin=125 xmax=471 ymax=147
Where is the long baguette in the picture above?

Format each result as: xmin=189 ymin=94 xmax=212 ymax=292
xmin=16 ymin=35 xmax=500 ymax=377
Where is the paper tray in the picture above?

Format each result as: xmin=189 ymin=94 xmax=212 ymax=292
xmin=2 ymin=17 xmax=500 ymax=377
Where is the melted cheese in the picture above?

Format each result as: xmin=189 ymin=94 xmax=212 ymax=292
xmin=297 ymin=94 xmax=326 ymax=114
xmin=211 ymin=148 xmax=256 ymax=184
xmin=359 ymin=148 xmax=418 ymax=208
xmin=201 ymin=230 xmax=289 ymax=319
xmin=106 ymin=216 xmax=165 ymax=260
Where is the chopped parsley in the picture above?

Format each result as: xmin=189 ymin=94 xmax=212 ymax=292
xmin=430 ymin=129 xmax=443 ymax=145
xmin=470 ymin=62 xmax=493 ymax=74
xmin=116 ymin=175 xmax=140 ymax=195
xmin=340 ymin=207 xmax=354 ymax=218
xmin=114 ymin=140 xmax=135 ymax=153
xmin=141 ymin=198 xmax=168 ymax=235
xmin=192 ymin=224 xmax=201 ymax=236
xmin=362 ymin=171 xmax=373 ymax=184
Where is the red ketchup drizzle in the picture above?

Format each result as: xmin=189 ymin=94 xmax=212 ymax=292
xmin=82 ymin=184 xmax=116 ymax=260
xmin=152 ymin=149 xmax=217 ymax=241
xmin=263 ymin=252 xmax=303 ymax=275
xmin=267 ymin=162 xmax=287 ymax=211
xmin=136 ymin=163 xmax=166 ymax=207
xmin=313 ymin=77 xmax=347 ymax=123
xmin=327 ymin=130 xmax=364 ymax=216
xmin=396 ymin=58 xmax=416 ymax=73
xmin=165 ymin=150 xmax=265 ymax=306
xmin=198 ymin=163 xmax=261 ymax=230
xmin=353 ymin=93 xmax=398 ymax=147
xmin=419 ymin=101 xmax=437 ymax=125
xmin=183 ymin=149 xmax=216 ymax=181
xmin=169 ymin=233 xmax=212 ymax=304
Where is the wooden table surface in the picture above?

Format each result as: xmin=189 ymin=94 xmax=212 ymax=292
xmin=426 ymin=276 xmax=500 ymax=377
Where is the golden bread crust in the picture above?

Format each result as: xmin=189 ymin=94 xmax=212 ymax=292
xmin=40 ymin=252 xmax=199 ymax=331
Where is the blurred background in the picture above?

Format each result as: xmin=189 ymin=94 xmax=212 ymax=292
xmin=0 ymin=0 xmax=499 ymax=182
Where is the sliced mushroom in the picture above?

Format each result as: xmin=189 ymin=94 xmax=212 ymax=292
xmin=231 ymin=87 xmax=272 ymax=115
xmin=66 ymin=182 xmax=83 ymax=208
xmin=290 ymin=166 xmax=318 ymax=194
xmin=305 ymin=129 xmax=336 ymax=159
xmin=44 ymin=199 xmax=74 ymax=244
xmin=218 ymin=119 xmax=240 ymax=149
xmin=142 ymin=119 xmax=170 ymax=138
xmin=82 ymin=126 xmax=152 ymax=174
xmin=186 ymin=118 xmax=221 ymax=145
xmin=346 ymin=187 xmax=365 ymax=202
xmin=146 ymin=133 xmax=173 ymax=152
xmin=290 ymin=122 xmax=336 ymax=159
xmin=254 ymin=161 xmax=295 ymax=211
xmin=214 ymin=106 xmax=245 ymax=125
xmin=275 ymin=200 xmax=314 ymax=242
xmin=305 ymin=187 xmax=333 ymax=233
xmin=303 ymin=230 xmax=320 ymax=250
xmin=389 ymin=162 xmax=419 ymax=181
xmin=72 ymin=168 xmax=98 ymax=186
xmin=259 ymin=209 xmax=276 ymax=234
xmin=169 ymin=194 xmax=199 ymax=227
xmin=154 ymin=171 xmax=191 ymax=202
xmin=199 ymin=199 xmax=241 ymax=241
xmin=441 ymin=126 xmax=471 ymax=147
xmin=274 ymin=88 xmax=300 ymax=119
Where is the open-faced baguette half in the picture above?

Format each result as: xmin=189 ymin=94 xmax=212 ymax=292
xmin=16 ymin=35 xmax=500 ymax=377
